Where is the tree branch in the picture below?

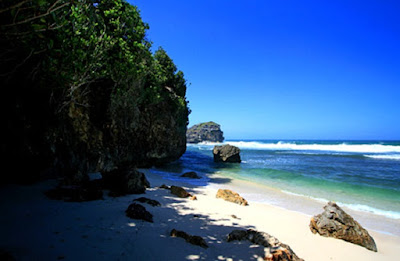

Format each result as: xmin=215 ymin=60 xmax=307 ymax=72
xmin=4 ymin=1 xmax=70 ymax=28
xmin=0 ymin=0 xmax=31 ymax=14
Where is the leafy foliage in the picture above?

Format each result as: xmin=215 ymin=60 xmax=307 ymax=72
xmin=0 ymin=0 xmax=190 ymax=182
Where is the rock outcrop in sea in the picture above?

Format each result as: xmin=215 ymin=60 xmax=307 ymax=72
xmin=310 ymin=201 xmax=377 ymax=252
xmin=186 ymin=121 xmax=224 ymax=143
xmin=213 ymin=144 xmax=241 ymax=163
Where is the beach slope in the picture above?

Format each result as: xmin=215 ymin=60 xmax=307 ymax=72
xmin=0 ymin=170 xmax=399 ymax=260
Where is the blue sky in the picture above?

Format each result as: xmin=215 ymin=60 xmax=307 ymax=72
xmin=132 ymin=0 xmax=400 ymax=140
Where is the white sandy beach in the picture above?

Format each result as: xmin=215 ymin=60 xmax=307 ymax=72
xmin=0 ymin=169 xmax=399 ymax=260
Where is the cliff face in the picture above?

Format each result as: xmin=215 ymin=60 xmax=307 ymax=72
xmin=186 ymin=122 xmax=224 ymax=143
xmin=1 ymin=78 xmax=188 ymax=184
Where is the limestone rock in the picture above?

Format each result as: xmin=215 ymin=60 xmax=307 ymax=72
xmin=213 ymin=144 xmax=241 ymax=163
xmin=102 ymin=167 xmax=150 ymax=196
xmin=170 ymin=229 xmax=208 ymax=248
xmin=227 ymin=229 xmax=303 ymax=261
xmin=216 ymin=189 xmax=248 ymax=206
xmin=180 ymin=171 xmax=200 ymax=179
xmin=133 ymin=197 xmax=161 ymax=207
xmin=310 ymin=201 xmax=377 ymax=252
xmin=125 ymin=203 xmax=153 ymax=223
xmin=186 ymin=121 xmax=224 ymax=143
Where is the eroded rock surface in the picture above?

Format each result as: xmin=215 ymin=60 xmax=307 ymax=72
xmin=227 ymin=229 xmax=303 ymax=261
xmin=310 ymin=201 xmax=377 ymax=252
xmin=186 ymin=121 xmax=224 ymax=143
xmin=213 ymin=144 xmax=241 ymax=163
xmin=216 ymin=189 xmax=248 ymax=206
xmin=170 ymin=229 xmax=208 ymax=248
xmin=102 ymin=168 xmax=150 ymax=196
xmin=133 ymin=197 xmax=161 ymax=207
xmin=125 ymin=203 xmax=153 ymax=223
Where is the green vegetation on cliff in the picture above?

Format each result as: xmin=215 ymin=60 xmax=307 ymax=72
xmin=0 ymin=0 xmax=189 ymax=183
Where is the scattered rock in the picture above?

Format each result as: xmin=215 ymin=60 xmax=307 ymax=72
xmin=159 ymin=184 xmax=170 ymax=190
xmin=133 ymin=197 xmax=161 ymax=207
xmin=125 ymin=203 xmax=153 ymax=223
xmin=189 ymin=195 xmax=197 ymax=201
xmin=102 ymin=167 xmax=150 ymax=196
xmin=170 ymin=185 xmax=191 ymax=198
xmin=180 ymin=171 xmax=200 ymax=179
xmin=170 ymin=229 xmax=208 ymax=248
xmin=310 ymin=201 xmax=377 ymax=252
xmin=216 ymin=189 xmax=248 ymax=206
xmin=45 ymin=180 xmax=103 ymax=202
xmin=227 ymin=229 xmax=303 ymax=261
xmin=213 ymin=144 xmax=241 ymax=163
xmin=186 ymin=121 xmax=224 ymax=143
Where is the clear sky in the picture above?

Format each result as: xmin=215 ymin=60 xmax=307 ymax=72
xmin=132 ymin=0 xmax=400 ymax=140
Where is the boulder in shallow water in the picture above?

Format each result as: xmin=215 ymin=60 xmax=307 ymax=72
xmin=216 ymin=189 xmax=248 ymax=206
xmin=310 ymin=201 xmax=377 ymax=252
xmin=125 ymin=203 xmax=153 ymax=222
xmin=213 ymin=144 xmax=241 ymax=163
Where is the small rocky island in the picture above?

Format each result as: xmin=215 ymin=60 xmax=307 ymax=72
xmin=186 ymin=121 xmax=224 ymax=143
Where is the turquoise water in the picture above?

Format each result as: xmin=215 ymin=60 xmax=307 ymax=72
xmin=156 ymin=140 xmax=400 ymax=222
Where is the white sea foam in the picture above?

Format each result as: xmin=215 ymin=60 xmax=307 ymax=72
xmin=216 ymin=141 xmax=400 ymax=154
xmin=364 ymin=155 xmax=400 ymax=160
xmin=281 ymin=190 xmax=400 ymax=219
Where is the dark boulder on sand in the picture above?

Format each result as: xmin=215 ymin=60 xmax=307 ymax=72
xmin=170 ymin=185 xmax=191 ymax=198
xmin=133 ymin=197 xmax=161 ymax=207
xmin=227 ymin=229 xmax=303 ymax=261
xmin=180 ymin=171 xmax=200 ymax=179
xmin=125 ymin=203 xmax=153 ymax=222
xmin=102 ymin=167 xmax=150 ymax=197
xmin=170 ymin=229 xmax=208 ymax=248
xmin=310 ymin=201 xmax=377 ymax=252
xmin=170 ymin=185 xmax=197 ymax=200
xmin=213 ymin=144 xmax=241 ymax=163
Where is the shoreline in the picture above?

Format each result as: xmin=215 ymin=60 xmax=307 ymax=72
xmin=202 ymin=170 xmax=400 ymax=238
xmin=143 ymin=169 xmax=400 ymax=260
xmin=0 ymin=169 xmax=399 ymax=260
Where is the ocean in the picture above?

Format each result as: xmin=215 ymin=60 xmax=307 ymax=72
xmin=150 ymin=140 xmax=400 ymax=236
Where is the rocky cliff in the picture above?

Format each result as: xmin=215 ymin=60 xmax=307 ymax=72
xmin=186 ymin=122 xmax=224 ymax=143
xmin=0 ymin=1 xmax=189 ymax=184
